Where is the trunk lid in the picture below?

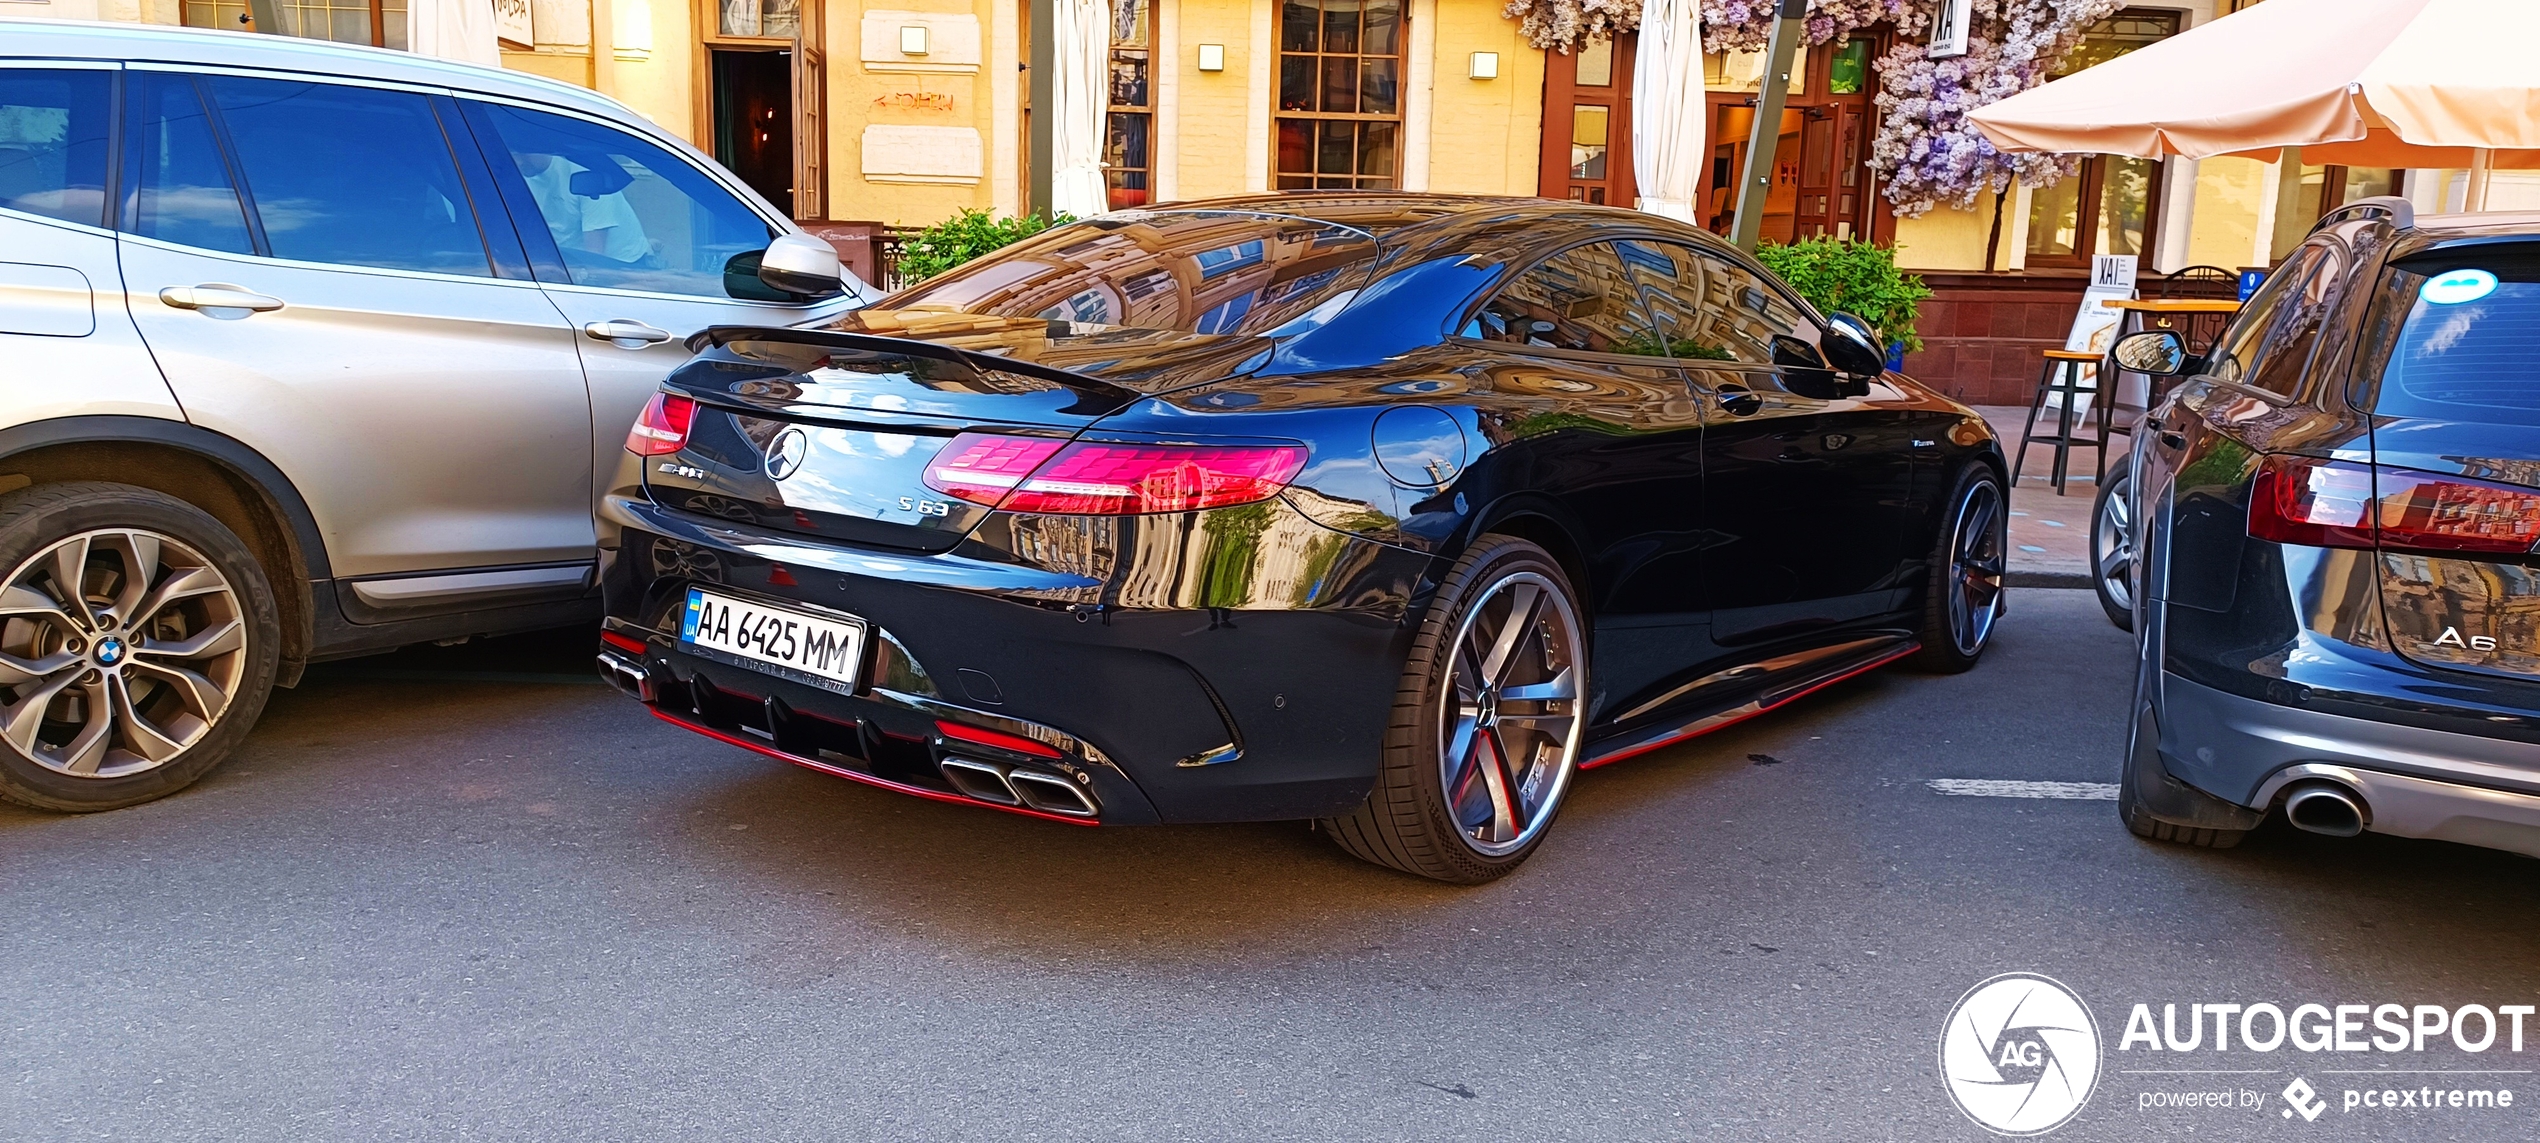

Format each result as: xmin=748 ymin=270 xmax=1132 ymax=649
xmin=2363 ymin=248 xmax=2540 ymax=684
xmin=646 ymin=315 xmax=1268 ymax=553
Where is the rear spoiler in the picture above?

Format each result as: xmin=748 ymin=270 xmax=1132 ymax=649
xmin=687 ymin=325 xmax=1140 ymax=416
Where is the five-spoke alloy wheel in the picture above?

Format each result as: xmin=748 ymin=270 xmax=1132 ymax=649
xmin=0 ymin=483 xmax=278 ymax=811
xmin=1911 ymin=465 xmax=2007 ymax=673
xmin=2091 ymin=467 xmax=2136 ymax=632
xmin=1326 ymin=534 xmax=1585 ymax=882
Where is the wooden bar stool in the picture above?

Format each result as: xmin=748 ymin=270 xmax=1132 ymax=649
xmin=2011 ymin=349 xmax=2109 ymax=496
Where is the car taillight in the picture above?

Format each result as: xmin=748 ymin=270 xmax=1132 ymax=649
xmin=2249 ymin=455 xmax=2540 ymax=554
xmin=626 ymin=392 xmax=696 ymax=455
xmin=921 ymin=433 xmax=1307 ymax=515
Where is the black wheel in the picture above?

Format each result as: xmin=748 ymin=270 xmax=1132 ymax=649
xmin=1322 ymin=534 xmax=1585 ymax=883
xmin=0 ymin=482 xmax=280 ymax=812
xmin=2091 ymin=466 xmax=2136 ymax=633
xmin=1907 ymin=464 xmax=2006 ymax=673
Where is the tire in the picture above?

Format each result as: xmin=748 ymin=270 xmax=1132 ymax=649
xmin=1322 ymin=534 xmax=1586 ymax=883
xmin=0 ymin=482 xmax=280 ymax=812
xmin=2091 ymin=467 xmax=2136 ymax=633
xmin=2118 ymin=693 xmax=2246 ymax=849
xmin=1906 ymin=463 xmax=2007 ymax=674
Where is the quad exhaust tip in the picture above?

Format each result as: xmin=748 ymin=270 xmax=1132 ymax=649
xmin=2284 ymin=782 xmax=2367 ymax=838
xmin=939 ymin=757 xmax=1097 ymax=817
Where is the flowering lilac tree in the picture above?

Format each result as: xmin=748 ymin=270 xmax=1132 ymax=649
xmin=1508 ymin=0 xmax=2121 ymax=213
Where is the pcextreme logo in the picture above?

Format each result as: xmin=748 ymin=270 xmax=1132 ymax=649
xmin=1939 ymin=973 xmax=2103 ymax=1136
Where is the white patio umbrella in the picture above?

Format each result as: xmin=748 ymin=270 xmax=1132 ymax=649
xmin=1630 ymin=0 xmax=1704 ymax=222
xmin=407 ymin=0 xmax=500 ymax=66
xmin=1048 ymin=0 xmax=1112 ymax=219
xmin=1969 ymin=0 xmax=2540 ymax=210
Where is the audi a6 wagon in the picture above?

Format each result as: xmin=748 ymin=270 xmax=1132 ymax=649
xmin=2102 ymin=197 xmax=2540 ymax=858
xmin=591 ymin=196 xmax=2012 ymax=882
xmin=0 ymin=19 xmax=869 ymax=811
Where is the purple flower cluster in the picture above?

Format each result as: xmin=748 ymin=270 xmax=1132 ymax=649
xmin=1682 ymin=0 xmax=2121 ymax=213
xmin=1504 ymin=0 xmax=1646 ymax=50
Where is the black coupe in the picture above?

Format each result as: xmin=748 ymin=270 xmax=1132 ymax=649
xmin=593 ymin=195 xmax=2008 ymax=882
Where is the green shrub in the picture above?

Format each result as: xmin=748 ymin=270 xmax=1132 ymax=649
xmin=1754 ymin=237 xmax=1932 ymax=353
xmin=896 ymin=208 xmax=1072 ymax=283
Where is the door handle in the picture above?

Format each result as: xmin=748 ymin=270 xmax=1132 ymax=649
xmin=1714 ymin=385 xmax=1764 ymax=417
xmin=2158 ymin=431 xmax=2187 ymax=450
xmin=584 ymin=320 xmax=674 ymax=347
xmin=159 ymin=284 xmax=284 ymax=313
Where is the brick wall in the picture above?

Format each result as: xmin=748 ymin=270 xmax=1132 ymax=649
xmin=1898 ymin=272 xmax=2093 ymax=407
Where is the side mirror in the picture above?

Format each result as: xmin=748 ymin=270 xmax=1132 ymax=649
xmin=1821 ymin=311 xmax=1888 ymax=377
xmin=757 ymin=232 xmax=846 ymax=299
xmin=2112 ymin=329 xmax=2188 ymax=376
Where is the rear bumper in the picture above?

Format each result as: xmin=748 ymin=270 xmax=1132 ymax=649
xmin=596 ymin=495 xmax=1426 ymax=824
xmin=2157 ymin=671 xmax=2540 ymax=854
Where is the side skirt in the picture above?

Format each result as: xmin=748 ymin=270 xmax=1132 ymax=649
xmin=1581 ymin=634 xmax=1920 ymax=769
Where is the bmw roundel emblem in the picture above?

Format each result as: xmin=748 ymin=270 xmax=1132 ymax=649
xmin=95 ymin=637 xmax=125 ymax=666
xmin=764 ymin=427 xmax=808 ymax=481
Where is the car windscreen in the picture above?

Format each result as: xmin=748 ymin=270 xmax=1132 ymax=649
xmin=2370 ymin=248 xmax=2540 ymax=428
xmin=883 ymin=211 xmax=1380 ymax=336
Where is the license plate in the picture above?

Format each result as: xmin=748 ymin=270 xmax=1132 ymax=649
xmin=680 ymin=588 xmax=866 ymax=690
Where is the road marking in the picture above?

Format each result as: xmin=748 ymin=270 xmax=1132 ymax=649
xmin=1927 ymin=779 xmax=2119 ymax=800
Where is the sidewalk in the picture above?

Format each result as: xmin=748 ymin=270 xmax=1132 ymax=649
xmin=1970 ymin=405 xmax=2115 ymax=590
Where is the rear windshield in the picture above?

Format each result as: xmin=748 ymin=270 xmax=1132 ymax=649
xmin=2370 ymin=249 xmax=2540 ymax=427
xmin=882 ymin=211 xmax=1379 ymax=336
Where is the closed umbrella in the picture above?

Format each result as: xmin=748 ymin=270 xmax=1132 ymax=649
xmin=407 ymin=0 xmax=500 ymax=66
xmin=1048 ymin=0 xmax=1112 ymax=219
xmin=1968 ymin=0 xmax=2540 ymax=209
xmin=1630 ymin=0 xmax=1704 ymax=223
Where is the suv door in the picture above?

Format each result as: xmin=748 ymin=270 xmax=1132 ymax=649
xmin=1459 ymin=238 xmax=1707 ymax=722
xmin=456 ymin=99 xmax=863 ymax=510
xmin=1631 ymin=242 xmax=1920 ymax=644
xmin=0 ymin=63 xmax=178 ymax=425
xmin=115 ymin=70 xmax=595 ymax=618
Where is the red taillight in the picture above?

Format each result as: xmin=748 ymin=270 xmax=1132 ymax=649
xmin=921 ymin=433 xmax=1307 ymax=515
xmin=2249 ymin=456 xmax=2376 ymax=549
xmin=2249 ymin=455 xmax=2540 ymax=554
xmin=625 ymin=393 xmax=696 ymax=455
xmin=921 ymin=432 xmax=1068 ymax=506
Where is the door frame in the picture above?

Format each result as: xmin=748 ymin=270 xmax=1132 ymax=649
xmin=1537 ymin=32 xmax=1636 ymax=207
xmin=691 ymin=0 xmax=827 ymax=220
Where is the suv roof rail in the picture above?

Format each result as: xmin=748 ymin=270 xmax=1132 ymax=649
xmin=2313 ymin=195 xmax=2414 ymax=234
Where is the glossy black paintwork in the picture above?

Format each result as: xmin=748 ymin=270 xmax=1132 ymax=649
xmin=2136 ymin=213 xmax=2540 ymax=804
xmin=598 ymin=194 xmax=2002 ymax=824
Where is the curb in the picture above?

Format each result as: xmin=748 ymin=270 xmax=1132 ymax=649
xmin=2008 ymin=570 xmax=2092 ymax=590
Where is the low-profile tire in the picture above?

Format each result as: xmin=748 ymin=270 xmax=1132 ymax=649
xmin=0 ymin=482 xmax=280 ymax=812
xmin=1322 ymin=534 xmax=1586 ymax=884
xmin=1906 ymin=463 xmax=2007 ymax=674
xmin=2090 ymin=467 xmax=2136 ymax=633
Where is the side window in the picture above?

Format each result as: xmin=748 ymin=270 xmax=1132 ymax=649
xmin=2243 ymin=241 xmax=2348 ymax=397
xmin=2205 ymin=243 xmax=2329 ymax=391
xmin=0 ymin=68 xmax=112 ymax=228
xmin=1628 ymin=242 xmax=1823 ymax=366
xmin=469 ymin=101 xmax=776 ymax=299
xmin=205 ymin=77 xmax=490 ymax=277
xmin=121 ymin=73 xmax=254 ymax=254
xmin=1466 ymin=241 xmax=1665 ymax=355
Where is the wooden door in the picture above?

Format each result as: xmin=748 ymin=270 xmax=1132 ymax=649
xmin=1539 ymin=34 xmax=1636 ymax=206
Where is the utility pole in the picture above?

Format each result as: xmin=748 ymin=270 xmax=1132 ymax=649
xmin=1729 ymin=0 xmax=1806 ymax=253
xmin=1028 ymin=0 xmax=1056 ymax=217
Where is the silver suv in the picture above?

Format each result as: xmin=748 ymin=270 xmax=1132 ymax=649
xmin=0 ymin=19 xmax=869 ymax=810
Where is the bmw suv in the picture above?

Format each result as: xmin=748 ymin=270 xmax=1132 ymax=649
xmin=2107 ymin=196 xmax=2540 ymax=858
xmin=0 ymin=20 xmax=866 ymax=810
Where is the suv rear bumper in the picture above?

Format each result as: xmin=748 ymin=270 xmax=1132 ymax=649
xmin=2157 ymin=671 xmax=2540 ymax=855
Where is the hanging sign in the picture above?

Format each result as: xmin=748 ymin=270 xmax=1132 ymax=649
xmin=495 ymin=0 xmax=533 ymax=49
xmin=1929 ymin=0 xmax=1971 ymax=58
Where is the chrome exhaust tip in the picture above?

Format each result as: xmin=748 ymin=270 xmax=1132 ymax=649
xmin=595 ymin=651 xmax=657 ymax=703
xmin=1007 ymin=769 xmax=1099 ymax=817
xmin=939 ymin=757 xmax=1022 ymax=805
xmin=2284 ymin=782 xmax=2367 ymax=838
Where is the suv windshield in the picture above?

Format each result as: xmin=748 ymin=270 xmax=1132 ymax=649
xmin=879 ymin=211 xmax=1380 ymax=336
xmin=2370 ymin=248 xmax=2540 ymax=427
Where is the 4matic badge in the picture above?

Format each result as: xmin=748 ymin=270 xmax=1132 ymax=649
xmin=1940 ymin=973 xmax=2103 ymax=1136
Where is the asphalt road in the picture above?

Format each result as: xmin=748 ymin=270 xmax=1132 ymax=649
xmin=6 ymin=590 xmax=2537 ymax=1142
